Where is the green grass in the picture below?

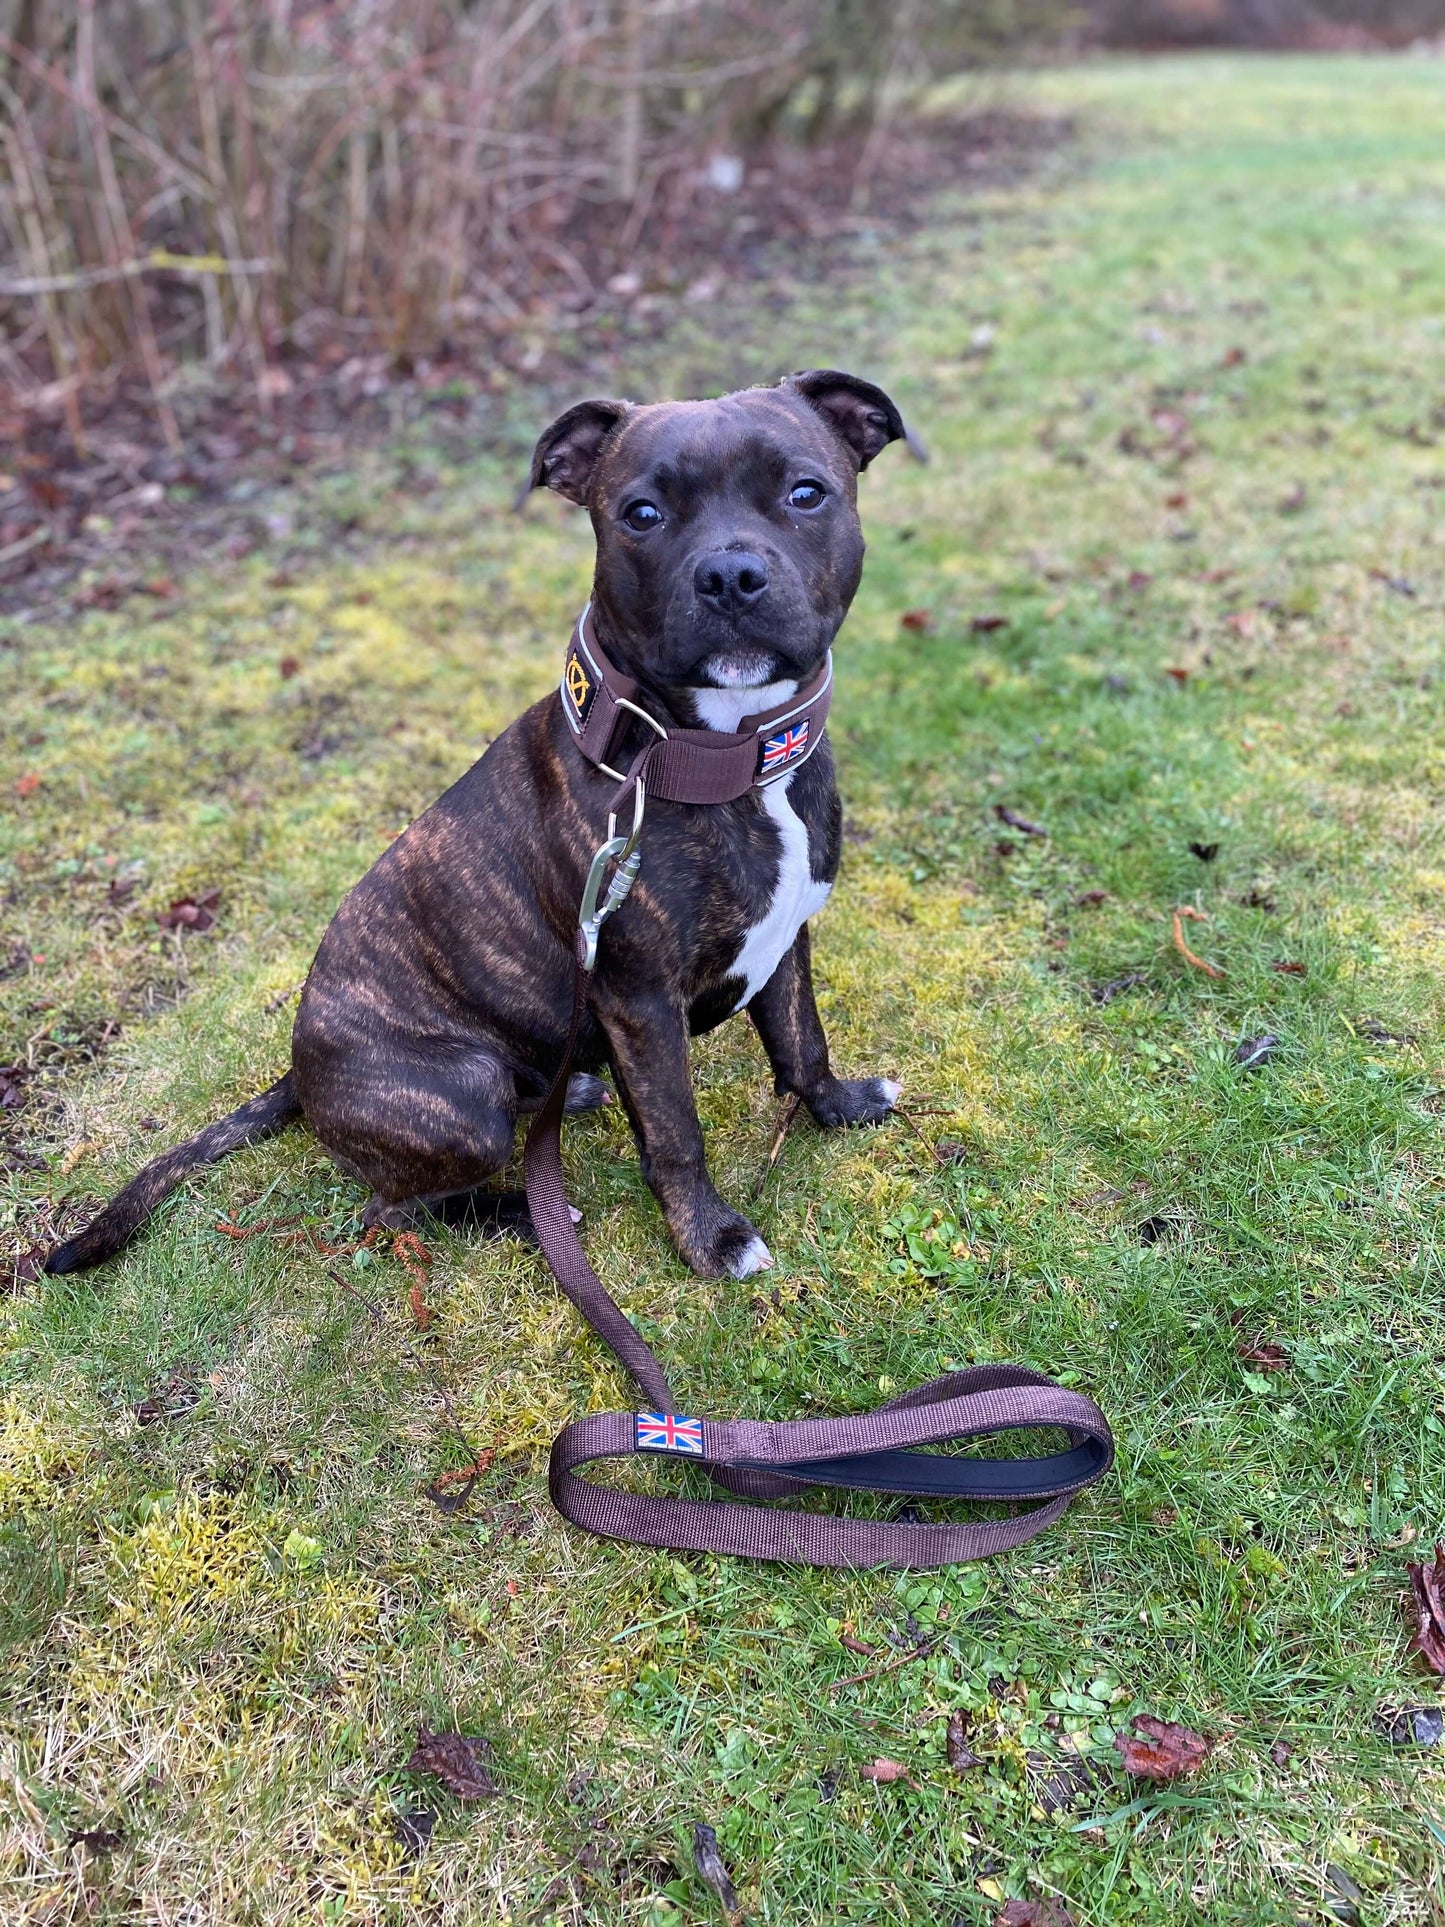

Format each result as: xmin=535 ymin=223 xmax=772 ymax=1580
xmin=5 ymin=51 xmax=1445 ymax=1925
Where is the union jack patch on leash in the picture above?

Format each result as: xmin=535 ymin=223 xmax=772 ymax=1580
xmin=759 ymin=719 xmax=810 ymax=775
xmin=635 ymin=1411 xmax=705 ymax=1455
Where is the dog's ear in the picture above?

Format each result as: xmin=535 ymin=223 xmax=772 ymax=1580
xmin=529 ymin=398 xmax=632 ymax=504
xmin=783 ymin=369 xmax=906 ymax=471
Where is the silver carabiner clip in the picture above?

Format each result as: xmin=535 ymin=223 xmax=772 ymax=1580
xmin=579 ymin=776 xmax=646 ymax=970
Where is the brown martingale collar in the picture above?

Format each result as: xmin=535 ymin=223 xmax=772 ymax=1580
xmin=522 ymin=611 xmax=1113 ymax=1568
xmin=561 ymin=601 xmax=833 ymax=802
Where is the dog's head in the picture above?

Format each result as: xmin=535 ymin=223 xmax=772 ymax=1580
xmin=529 ymin=371 xmax=904 ymax=697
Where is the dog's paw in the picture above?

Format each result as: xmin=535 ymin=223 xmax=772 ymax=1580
xmin=678 ymin=1210 xmax=774 ymax=1280
xmin=806 ymin=1075 xmax=902 ymax=1129
xmin=563 ymin=1073 xmax=611 ymax=1114
xmin=726 ymin=1231 xmax=775 ymax=1279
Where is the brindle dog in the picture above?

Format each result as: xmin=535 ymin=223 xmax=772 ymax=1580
xmin=47 ymin=370 xmax=905 ymax=1282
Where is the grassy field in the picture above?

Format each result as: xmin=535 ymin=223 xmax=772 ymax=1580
xmin=5 ymin=52 xmax=1445 ymax=1926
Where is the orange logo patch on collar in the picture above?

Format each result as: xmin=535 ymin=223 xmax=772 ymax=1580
xmin=565 ymin=652 xmax=591 ymax=716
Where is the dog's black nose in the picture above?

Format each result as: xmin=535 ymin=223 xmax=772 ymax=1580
xmin=694 ymin=549 xmax=769 ymax=610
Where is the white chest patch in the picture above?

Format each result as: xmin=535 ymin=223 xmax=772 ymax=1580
xmin=687 ymin=678 xmax=833 ymax=1013
xmin=728 ymin=774 xmax=833 ymax=1010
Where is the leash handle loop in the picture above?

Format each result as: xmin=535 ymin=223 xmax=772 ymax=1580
xmin=521 ymin=915 xmax=1113 ymax=1568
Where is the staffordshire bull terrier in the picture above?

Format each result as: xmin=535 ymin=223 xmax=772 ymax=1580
xmin=47 ymin=369 xmax=905 ymax=1282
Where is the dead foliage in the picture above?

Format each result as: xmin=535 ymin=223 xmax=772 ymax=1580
xmin=994 ymin=804 xmax=1048 ymax=837
xmin=1406 ymin=1545 xmax=1445 ymax=1674
xmin=1090 ymin=970 xmax=1146 ymax=1006
xmin=1114 ymin=1715 xmax=1212 ymax=1781
xmin=403 ymin=1726 xmax=497 ymax=1801
xmin=691 ymin=1824 xmax=739 ymax=1914
xmin=134 ymin=1371 xmax=201 ymax=1426
xmin=1234 ymin=1034 xmax=1280 ymax=1071
xmin=1237 ymin=1339 xmax=1289 ymax=1371
xmin=997 ymin=1899 xmax=1076 ymax=1926
xmin=157 ymin=889 xmax=220 ymax=934
xmin=946 ymin=1709 xmax=981 ymax=1771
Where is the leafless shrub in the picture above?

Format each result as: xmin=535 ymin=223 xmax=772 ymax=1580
xmin=0 ymin=1 xmax=1071 ymax=443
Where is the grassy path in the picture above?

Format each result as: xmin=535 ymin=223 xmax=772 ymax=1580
xmin=4 ymin=54 xmax=1445 ymax=1925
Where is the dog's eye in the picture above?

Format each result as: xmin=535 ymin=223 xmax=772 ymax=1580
xmin=788 ymin=480 xmax=827 ymax=511
xmin=622 ymin=499 xmax=663 ymax=532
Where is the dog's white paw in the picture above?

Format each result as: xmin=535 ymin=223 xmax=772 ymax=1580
xmin=728 ymin=1235 xmax=774 ymax=1279
xmin=879 ymin=1079 xmax=903 ymax=1107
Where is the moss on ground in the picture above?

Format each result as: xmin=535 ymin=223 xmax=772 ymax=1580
xmin=3 ymin=52 xmax=1445 ymax=1926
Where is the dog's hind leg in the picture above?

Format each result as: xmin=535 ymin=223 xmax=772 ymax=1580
xmin=308 ymin=1044 xmax=595 ymax=1246
xmin=365 ymin=1186 xmax=583 ymax=1242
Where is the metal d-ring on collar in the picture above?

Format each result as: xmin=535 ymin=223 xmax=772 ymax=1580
xmin=577 ymin=701 xmax=667 ymax=971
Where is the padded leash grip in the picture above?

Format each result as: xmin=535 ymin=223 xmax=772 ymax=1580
xmin=546 ymin=1370 xmax=1112 ymax=1570
xmin=522 ymin=902 xmax=1114 ymax=1569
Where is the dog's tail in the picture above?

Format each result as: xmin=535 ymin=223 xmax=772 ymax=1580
xmin=45 ymin=1072 xmax=301 ymax=1275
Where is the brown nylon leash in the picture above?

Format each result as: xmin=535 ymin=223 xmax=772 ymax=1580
xmin=521 ymin=726 xmax=1114 ymax=1565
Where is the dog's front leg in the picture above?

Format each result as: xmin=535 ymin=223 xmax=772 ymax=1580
xmin=748 ymin=925 xmax=901 ymax=1127
xmin=595 ymin=986 xmax=773 ymax=1279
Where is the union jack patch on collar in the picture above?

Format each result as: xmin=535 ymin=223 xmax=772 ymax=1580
xmin=759 ymin=718 xmax=810 ymax=776
xmin=635 ymin=1411 xmax=705 ymax=1456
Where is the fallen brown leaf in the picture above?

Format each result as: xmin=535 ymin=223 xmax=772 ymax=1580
xmin=1164 ymin=666 xmax=1190 ymax=683
xmin=947 ymin=1709 xmax=980 ymax=1771
xmin=1114 ymin=1716 xmax=1212 ymax=1781
xmin=999 ymin=1898 xmax=1075 ymax=1927
xmin=1234 ymin=1033 xmax=1280 ymax=1070
xmin=67 ymin=1826 xmax=125 ymax=1856
xmin=134 ymin=1371 xmax=201 ymax=1426
xmin=692 ymin=1823 xmax=739 ymax=1913
xmin=998 ymin=1900 xmax=1076 ymax=1927
xmin=1075 ymin=889 xmax=1109 ymax=907
xmin=403 ymin=1726 xmax=497 ymax=1800
xmin=393 ymin=1808 xmax=435 ymax=1857
xmin=0 ymin=1063 xmax=31 ymax=1111
xmin=1270 ymin=959 xmax=1306 ymax=976
xmin=157 ymin=889 xmax=220 ymax=933
xmin=994 ymin=804 xmax=1047 ymax=838
xmin=971 ymin=613 xmax=1008 ymax=633
xmin=859 ymin=1757 xmax=909 ymax=1783
xmin=1223 ymin=345 xmax=1247 ymax=366
xmin=8 ymin=1244 xmax=45 ymax=1290
xmin=1375 ymin=1703 xmax=1445 ymax=1747
xmin=1238 ymin=1340 xmax=1289 ymax=1371
xmin=1407 ymin=1545 xmax=1445 ymax=1674
xmin=14 ymin=772 xmax=41 ymax=797
xmin=899 ymin=609 xmax=934 ymax=632
xmin=1091 ymin=970 xmax=1146 ymax=1006
xmin=279 ymin=655 xmax=301 ymax=679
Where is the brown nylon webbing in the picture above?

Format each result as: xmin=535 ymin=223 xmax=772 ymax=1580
xmin=562 ymin=605 xmax=835 ymax=804
xmin=523 ymin=923 xmax=1114 ymax=1570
